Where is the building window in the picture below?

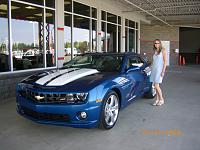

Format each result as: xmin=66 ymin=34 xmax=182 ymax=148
xmin=101 ymin=11 xmax=106 ymax=21
xmin=46 ymin=0 xmax=55 ymax=8
xmin=64 ymin=0 xmax=72 ymax=12
xmin=101 ymin=22 xmax=106 ymax=51
xmin=64 ymin=13 xmax=72 ymax=61
xmin=125 ymin=19 xmax=138 ymax=53
xmin=129 ymin=29 xmax=135 ymax=52
xmin=107 ymin=23 xmax=117 ymax=52
xmin=135 ymin=22 xmax=138 ymax=52
xmin=0 ymin=0 xmax=57 ymax=73
xmin=118 ymin=16 xmax=121 ymax=25
xmin=136 ymin=30 xmax=138 ymax=53
xmin=45 ymin=9 xmax=55 ymax=67
xmin=107 ymin=13 xmax=117 ymax=24
xmin=11 ymin=1 xmax=44 ymax=70
xmin=118 ymin=26 xmax=121 ymax=52
xmin=101 ymin=11 xmax=121 ymax=52
xmin=92 ymin=19 xmax=97 ymax=52
xmin=74 ymin=15 xmax=90 ymax=54
xmin=92 ymin=7 xmax=97 ymax=19
xmin=74 ymin=1 xmax=90 ymax=17
xmin=64 ymin=1 xmax=97 ymax=61
xmin=0 ymin=0 xmax=10 ymax=72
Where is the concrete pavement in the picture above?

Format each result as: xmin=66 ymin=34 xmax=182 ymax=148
xmin=0 ymin=66 xmax=200 ymax=150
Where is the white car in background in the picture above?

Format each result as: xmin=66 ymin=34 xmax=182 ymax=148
xmin=65 ymin=48 xmax=78 ymax=56
xmin=13 ymin=50 xmax=23 ymax=59
xmin=24 ymin=49 xmax=39 ymax=56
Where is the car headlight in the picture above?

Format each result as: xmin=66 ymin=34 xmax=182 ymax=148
xmin=59 ymin=93 xmax=88 ymax=103
xmin=75 ymin=93 xmax=88 ymax=101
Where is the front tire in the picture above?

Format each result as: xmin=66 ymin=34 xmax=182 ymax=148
xmin=99 ymin=91 xmax=119 ymax=130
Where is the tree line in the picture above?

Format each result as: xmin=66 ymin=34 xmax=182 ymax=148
xmin=65 ymin=41 xmax=89 ymax=53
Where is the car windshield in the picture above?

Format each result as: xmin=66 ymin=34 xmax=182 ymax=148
xmin=62 ymin=54 xmax=123 ymax=72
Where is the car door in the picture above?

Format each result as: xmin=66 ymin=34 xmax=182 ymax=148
xmin=140 ymin=58 xmax=151 ymax=90
xmin=124 ymin=56 xmax=145 ymax=102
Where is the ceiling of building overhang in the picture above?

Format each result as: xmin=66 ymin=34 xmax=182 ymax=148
xmin=119 ymin=0 xmax=200 ymax=27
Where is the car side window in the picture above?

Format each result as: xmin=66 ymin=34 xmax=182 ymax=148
xmin=126 ymin=56 xmax=143 ymax=70
xmin=76 ymin=56 xmax=92 ymax=64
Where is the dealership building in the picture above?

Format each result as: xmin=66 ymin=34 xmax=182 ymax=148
xmin=0 ymin=0 xmax=200 ymax=102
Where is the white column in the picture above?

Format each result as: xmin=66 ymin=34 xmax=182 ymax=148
xmin=8 ymin=0 xmax=13 ymax=72
xmin=56 ymin=0 xmax=65 ymax=68
xmin=89 ymin=7 xmax=92 ymax=52
xmin=116 ymin=25 xmax=118 ymax=53
xmin=138 ymin=21 xmax=140 ymax=54
xmin=43 ymin=5 xmax=46 ymax=68
xmin=121 ymin=17 xmax=125 ymax=52
xmin=97 ymin=8 xmax=101 ymax=52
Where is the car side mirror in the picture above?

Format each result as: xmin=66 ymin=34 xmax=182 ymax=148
xmin=143 ymin=53 xmax=151 ymax=65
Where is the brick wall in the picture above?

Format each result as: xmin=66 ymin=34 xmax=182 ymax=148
xmin=0 ymin=77 xmax=24 ymax=104
xmin=0 ymin=70 xmax=44 ymax=104
xmin=140 ymin=24 xmax=179 ymax=65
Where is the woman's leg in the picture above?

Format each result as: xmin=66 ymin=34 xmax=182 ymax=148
xmin=154 ymin=83 xmax=164 ymax=101
xmin=153 ymin=83 xmax=160 ymax=105
xmin=154 ymin=83 xmax=164 ymax=105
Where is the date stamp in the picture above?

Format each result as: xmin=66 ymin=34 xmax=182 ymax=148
xmin=141 ymin=129 xmax=183 ymax=136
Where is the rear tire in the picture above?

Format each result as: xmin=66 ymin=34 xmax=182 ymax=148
xmin=99 ymin=91 xmax=119 ymax=130
xmin=144 ymin=84 xmax=156 ymax=99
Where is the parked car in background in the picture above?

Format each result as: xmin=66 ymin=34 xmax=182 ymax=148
xmin=65 ymin=48 xmax=78 ymax=56
xmin=12 ymin=50 xmax=23 ymax=59
xmin=16 ymin=52 xmax=155 ymax=129
xmin=24 ymin=49 xmax=40 ymax=56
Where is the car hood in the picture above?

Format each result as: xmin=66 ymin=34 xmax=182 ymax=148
xmin=21 ymin=68 xmax=119 ymax=92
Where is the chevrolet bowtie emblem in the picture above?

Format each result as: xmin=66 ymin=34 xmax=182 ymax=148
xmin=35 ymin=95 xmax=44 ymax=101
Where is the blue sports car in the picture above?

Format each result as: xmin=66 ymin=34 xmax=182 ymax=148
xmin=16 ymin=52 xmax=156 ymax=129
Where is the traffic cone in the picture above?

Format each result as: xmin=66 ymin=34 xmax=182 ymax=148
xmin=179 ymin=55 xmax=182 ymax=66
xmin=182 ymin=57 xmax=186 ymax=65
xmin=196 ymin=55 xmax=199 ymax=64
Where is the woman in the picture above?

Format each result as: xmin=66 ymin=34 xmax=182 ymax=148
xmin=150 ymin=39 xmax=167 ymax=106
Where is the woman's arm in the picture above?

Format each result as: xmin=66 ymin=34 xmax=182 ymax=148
xmin=161 ymin=49 xmax=167 ymax=77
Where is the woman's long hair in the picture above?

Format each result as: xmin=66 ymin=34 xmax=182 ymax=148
xmin=153 ymin=39 xmax=163 ymax=54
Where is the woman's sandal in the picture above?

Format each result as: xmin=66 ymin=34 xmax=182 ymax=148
xmin=156 ymin=100 xmax=164 ymax=106
xmin=153 ymin=100 xmax=159 ymax=106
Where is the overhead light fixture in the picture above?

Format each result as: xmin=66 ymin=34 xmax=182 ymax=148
xmin=0 ymin=4 xmax=20 ymax=10
xmin=64 ymin=1 xmax=71 ymax=5
xmin=107 ymin=15 xmax=113 ymax=18
xmin=26 ymin=6 xmax=36 ymax=9
xmin=46 ymin=13 xmax=53 ymax=17
xmin=11 ymin=6 xmax=20 ymax=10
xmin=35 ymin=13 xmax=42 ymax=17
xmin=26 ymin=16 xmax=35 ymax=19
xmin=0 ymin=4 xmax=8 ymax=10
xmin=76 ymin=17 xmax=84 ymax=20
xmin=0 ymin=12 xmax=6 ymax=15
xmin=35 ymin=13 xmax=52 ymax=17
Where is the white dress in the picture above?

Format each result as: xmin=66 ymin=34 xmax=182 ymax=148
xmin=150 ymin=51 xmax=164 ymax=83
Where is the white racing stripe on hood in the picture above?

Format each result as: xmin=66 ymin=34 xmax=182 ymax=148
xmin=36 ymin=68 xmax=76 ymax=85
xmin=46 ymin=68 xmax=99 ymax=86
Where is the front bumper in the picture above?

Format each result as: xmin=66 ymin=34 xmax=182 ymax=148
xmin=16 ymin=94 xmax=102 ymax=128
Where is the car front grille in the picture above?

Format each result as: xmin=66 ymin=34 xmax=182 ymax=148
xmin=20 ymin=106 xmax=70 ymax=122
xmin=18 ymin=89 xmax=80 ymax=104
